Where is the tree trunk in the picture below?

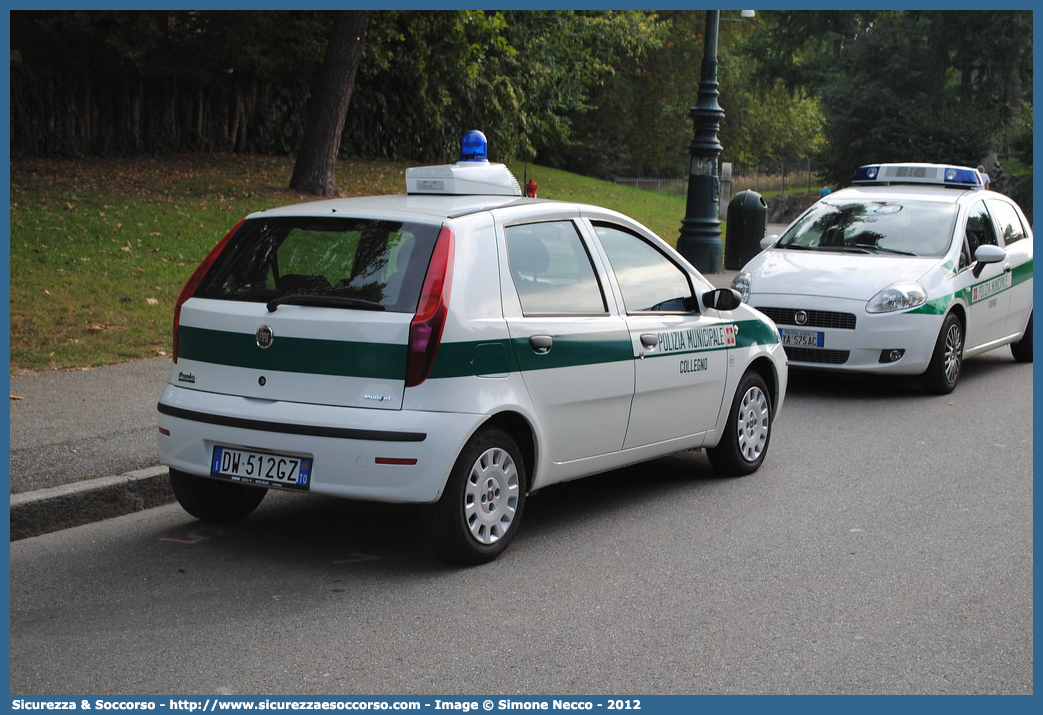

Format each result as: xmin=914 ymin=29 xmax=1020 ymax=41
xmin=289 ymin=10 xmax=371 ymax=196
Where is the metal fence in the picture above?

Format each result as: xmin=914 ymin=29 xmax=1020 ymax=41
xmin=615 ymin=159 xmax=823 ymax=199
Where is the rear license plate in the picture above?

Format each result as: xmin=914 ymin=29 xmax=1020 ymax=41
xmin=211 ymin=446 xmax=312 ymax=491
xmin=780 ymin=328 xmax=825 ymax=348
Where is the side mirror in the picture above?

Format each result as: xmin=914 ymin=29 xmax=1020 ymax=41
xmin=972 ymin=244 xmax=1006 ymax=277
xmin=760 ymin=235 xmax=779 ymax=250
xmin=702 ymin=287 xmax=743 ymax=312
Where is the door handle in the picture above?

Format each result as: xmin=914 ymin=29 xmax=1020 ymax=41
xmin=640 ymin=334 xmax=659 ymax=349
xmin=529 ymin=335 xmax=553 ymax=354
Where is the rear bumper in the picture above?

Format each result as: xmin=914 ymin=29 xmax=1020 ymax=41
xmin=157 ymin=384 xmax=483 ymax=503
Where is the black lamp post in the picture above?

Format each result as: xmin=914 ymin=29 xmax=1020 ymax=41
xmin=677 ymin=10 xmax=724 ymax=274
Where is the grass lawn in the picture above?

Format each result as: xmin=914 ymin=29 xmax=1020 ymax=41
xmin=9 ymin=154 xmax=691 ymax=373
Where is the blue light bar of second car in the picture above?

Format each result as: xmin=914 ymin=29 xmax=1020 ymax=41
xmin=852 ymin=163 xmax=984 ymax=189
xmin=853 ymin=165 xmax=880 ymax=182
xmin=942 ymin=166 xmax=982 ymax=187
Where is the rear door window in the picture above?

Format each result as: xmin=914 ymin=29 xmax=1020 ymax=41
xmin=505 ymin=220 xmax=607 ymax=315
xmin=196 ymin=217 xmax=441 ymax=313
xmin=986 ymin=199 xmax=1028 ymax=246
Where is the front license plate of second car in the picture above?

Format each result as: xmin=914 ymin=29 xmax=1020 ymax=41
xmin=211 ymin=446 xmax=312 ymax=490
xmin=780 ymin=328 xmax=825 ymax=348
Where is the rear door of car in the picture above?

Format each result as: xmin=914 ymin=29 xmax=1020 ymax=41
xmin=498 ymin=214 xmax=635 ymax=463
xmin=985 ymin=197 xmax=1034 ymax=338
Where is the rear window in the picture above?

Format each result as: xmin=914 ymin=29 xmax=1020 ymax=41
xmin=196 ymin=217 xmax=441 ymax=313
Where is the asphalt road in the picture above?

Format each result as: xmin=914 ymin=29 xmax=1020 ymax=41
xmin=10 ymin=350 xmax=1033 ymax=695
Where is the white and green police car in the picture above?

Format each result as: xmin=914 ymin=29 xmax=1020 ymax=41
xmin=157 ymin=131 xmax=788 ymax=564
xmin=733 ymin=162 xmax=1032 ymax=394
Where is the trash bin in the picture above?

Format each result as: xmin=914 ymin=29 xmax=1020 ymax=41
xmin=724 ymin=190 xmax=767 ymax=269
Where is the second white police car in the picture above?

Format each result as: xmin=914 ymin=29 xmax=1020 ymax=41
xmin=157 ymin=131 xmax=788 ymax=564
xmin=733 ymin=162 xmax=1032 ymax=394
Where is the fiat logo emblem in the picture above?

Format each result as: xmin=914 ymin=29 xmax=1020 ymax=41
xmin=256 ymin=326 xmax=275 ymax=349
xmin=794 ymin=310 xmax=809 ymax=326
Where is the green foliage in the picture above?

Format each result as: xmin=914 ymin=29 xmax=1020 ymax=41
xmin=750 ymin=10 xmax=1033 ymax=186
xmin=1010 ymin=102 xmax=1033 ymax=168
xmin=11 ymin=11 xmax=330 ymax=156
xmin=529 ymin=11 xmax=669 ymax=177
xmin=747 ymin=10 xmax=879 ymax=91
xmin=719 ymin=55 xmax=824 ymax=166
xmin=817 ymin=13 xmax=992 ymax=183
xmin=1007 ymin=175 xmax=1033 ymax=225
xmin=547 ymin=11 xmax=826 ymax=179
xmin=10 ymin=9 xmax=1030 ymax=187
xmin=342 ymin=10 xmax=661 ymax=166
xmin=343 ymin=11 xmax=523 ymax=162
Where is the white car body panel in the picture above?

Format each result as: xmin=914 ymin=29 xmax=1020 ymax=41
xmin=743 ymin=251 xmax=938 ymax=300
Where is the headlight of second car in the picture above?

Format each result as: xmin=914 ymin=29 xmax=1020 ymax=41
xmin=731 ymin=272 xmax=752 ymax=303
xmin=866 ymin=282 xmax=927 ymax=313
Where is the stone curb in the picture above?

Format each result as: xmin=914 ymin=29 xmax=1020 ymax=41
xmin=10 ymin=466 xmax=173 ymax=541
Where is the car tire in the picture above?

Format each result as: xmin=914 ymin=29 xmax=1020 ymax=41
xmin=423 ymin=428 xmax=527 ymax=565
xmin=707 ymin=370 xmax=772 ymax=476
xmin=169 ymin=468 xmax=267 ymax=522
xmin=920 ymin=313 xmax=963 ymax=394
xmin=1011 ymin=312 xmax=1033 ymax=363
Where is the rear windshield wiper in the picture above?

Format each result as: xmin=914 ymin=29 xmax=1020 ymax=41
xmin=267 ymin=294 xmax=386 ymax=313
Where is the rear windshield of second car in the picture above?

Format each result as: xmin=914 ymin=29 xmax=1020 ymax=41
xmin=196 ymin=216 xmax=441 ymax=313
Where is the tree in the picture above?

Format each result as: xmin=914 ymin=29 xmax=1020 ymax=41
xmin=747 ymin=10 xmax=1033 ymax=186
xmin=289 ymin=11 xmax=371 ymax=196
xmin=555 ymin=11 xmax=825 ymax=179
xmin=816 ymin=11 xmax=1014 ymax=184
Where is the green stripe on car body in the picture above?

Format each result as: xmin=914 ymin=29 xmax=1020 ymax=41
xmin=910 ymin=258 xmax=1032 ymax=315
xmin=179 ymin=318 xmax=781 ymax=381
xmin=178 ymin=325 xmax=406 ymax=379
xmin=427 ymin=333 xmax=634 ymax=379
xmin=1012 ymin=258 xmax=1033 ymax=286
xmin=909 ymin=296 xmax=952 ymax=316
xmin=734 ymin=318 xmax=782 ymax=348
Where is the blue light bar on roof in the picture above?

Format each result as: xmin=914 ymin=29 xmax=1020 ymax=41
xmin=459 ymin=130 xmax=489 ymax=162
xmin=406 ymin=131 xmax=521 ymax=195
xmin=853 ymin=163 xmax=984 ymax=189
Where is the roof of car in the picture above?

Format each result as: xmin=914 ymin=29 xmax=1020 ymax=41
xmin=828 ymin=183 xmax=989 ymax=205
xmin=248 ymin=193 xmax=547 ymax=223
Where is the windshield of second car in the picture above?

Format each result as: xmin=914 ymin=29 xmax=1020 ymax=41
xmin=777 ymin=199 xmax=958 ymax=257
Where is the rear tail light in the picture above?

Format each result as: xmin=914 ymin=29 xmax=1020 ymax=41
xmin=405 ymin=225 xmax=455 ymax=387
xmin=172 ymin=219 xmax=243 ymax=363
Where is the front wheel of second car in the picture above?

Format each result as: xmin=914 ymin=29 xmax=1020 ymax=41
xmin=920 ymin=312 xmax=964 ymax=394
xmin=169 ymin=468 xmax=267 ymax=522
xmin=423 ymin=427 xmax=527 ymax=565
xmin=707 ymin=370 xmax=773 ymax=477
